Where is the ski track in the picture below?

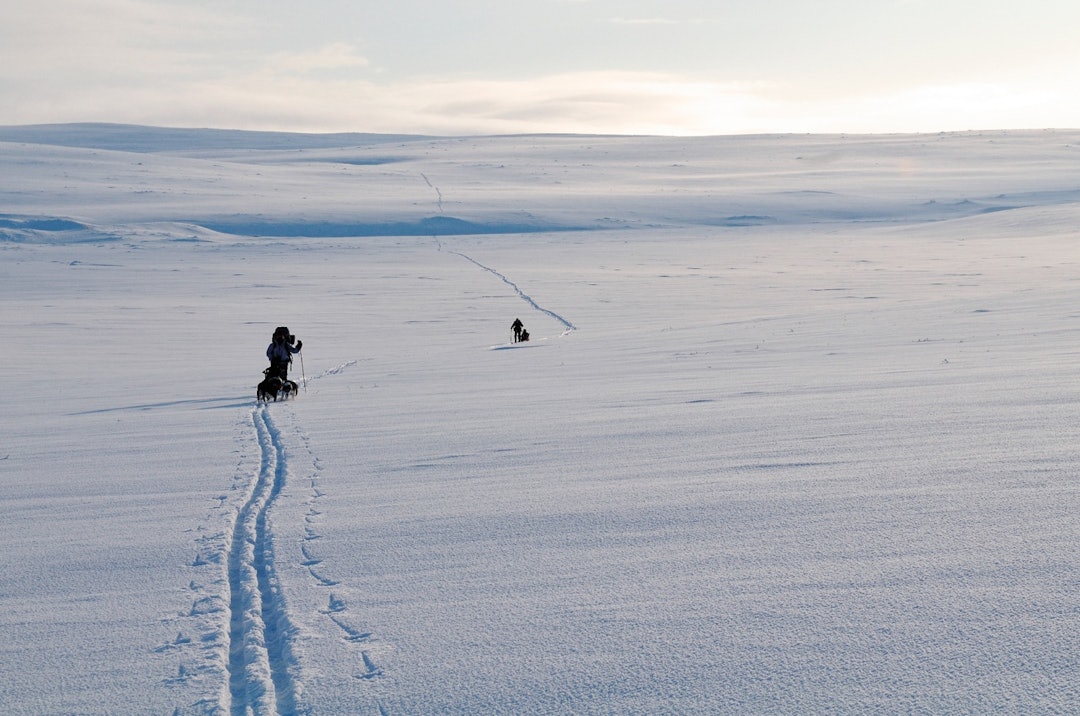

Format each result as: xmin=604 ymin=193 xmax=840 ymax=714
xmin=314 ymin=360 xmax=360 ymax=380
xmin=419 ymin=172 xmax=444 ymax=213
xmin=224 ymin=404 xmax=300 ymax=715
xmin=449 ymin=250 xmax=576 ymax=334
xmin=165 ymin=172 xmax=554 ymax=712
xmin=173 ymin=363 xmax=383 ymax=715
xmin=164 ymin=413 xmax=253 ymax=715
xmin=421 ymin=173 xmax=575 ymax=336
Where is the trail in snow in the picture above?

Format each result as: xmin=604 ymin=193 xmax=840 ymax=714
xmin=313 ymin=360 xmax=360 ymax=380
xmin=419 ymin=173 xmax=444 ymax=213
xmin=290 ymin=407 xmax=387 ymax=690
xmin=450 ymin=250 xmax=576 ymax=334
xmin=226 ymin=404 xmax=299 ymax=715
xmin=419 ymin=173 xmax=576 ymax=336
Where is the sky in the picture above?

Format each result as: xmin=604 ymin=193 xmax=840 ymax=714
xmin=3 ymin=0 xmax=1080 ymax=136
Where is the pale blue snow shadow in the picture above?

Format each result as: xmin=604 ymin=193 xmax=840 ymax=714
xmin=69 ymin=396 xmax=251 ymax=415
xmin=489 ymin=343 xmax=545 ymax=351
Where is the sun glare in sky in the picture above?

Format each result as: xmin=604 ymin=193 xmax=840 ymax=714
xmin=3 ymin=0 xmax=1079 ymax=135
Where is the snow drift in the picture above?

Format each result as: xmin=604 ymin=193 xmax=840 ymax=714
xmin=3 ymin=124 xmax=1080 ymax=714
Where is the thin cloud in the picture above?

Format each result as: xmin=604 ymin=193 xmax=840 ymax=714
xmin=266 ymin=43 xmax=371 ymax=75
xmin=605 ymin=17 xmax=710 ymax=25
xmin=0 ymin=0 xmax=255 ymax=81
xmin=607 ymin=18 xmax=681 ymax=25
xmin=3 ymin=37 xmax=1079 ymax=135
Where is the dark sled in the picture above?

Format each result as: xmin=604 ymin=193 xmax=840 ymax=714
xmin=257 ymin=368 xmax=299 ymax=402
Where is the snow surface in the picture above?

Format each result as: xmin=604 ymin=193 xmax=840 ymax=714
xmin=2 ymin=124 xmax=1080 ymax=714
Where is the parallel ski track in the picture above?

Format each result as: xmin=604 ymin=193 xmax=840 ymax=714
xmin=227 ymin=404 xmax=299 ymax=715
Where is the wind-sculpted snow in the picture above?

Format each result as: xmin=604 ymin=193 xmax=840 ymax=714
xmin=0 ymin=213 xmax=119 ymax=243
xmin=197 ymin=215 xmax=587 ymax=238
xmin=7 ymin=127 xmax=1080 ymax=237
xmin=7 ymin=127 xmax=1080 ymax=714
xmin=0 ymin=122 xmax=426 ymax=153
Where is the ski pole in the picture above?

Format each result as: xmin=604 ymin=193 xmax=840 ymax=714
xmin=300 ymin=350 xmax=307 ymax=391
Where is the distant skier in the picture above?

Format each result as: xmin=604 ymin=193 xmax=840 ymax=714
xmin=266 ymin=326 xmax=302 ymax=380
xmin=511 ymin=318 xmax=524 ymax=343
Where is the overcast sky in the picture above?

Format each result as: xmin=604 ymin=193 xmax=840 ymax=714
xmin=4 ymin=0 xmax=1080 ymax=135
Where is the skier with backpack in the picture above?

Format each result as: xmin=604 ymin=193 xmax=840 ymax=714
xmin=266 ymin=326 xmax=302 ymax=381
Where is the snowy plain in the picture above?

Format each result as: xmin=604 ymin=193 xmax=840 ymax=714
xmin=2 ymin=124 xmax=1080 ymax=714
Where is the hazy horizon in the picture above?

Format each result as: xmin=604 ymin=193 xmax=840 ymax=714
xmin=4 ymin=0 xmax=1080 ymax=136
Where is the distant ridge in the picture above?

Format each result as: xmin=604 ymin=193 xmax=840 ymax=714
xmin=0 ymin=122 xmax=430 ymax=153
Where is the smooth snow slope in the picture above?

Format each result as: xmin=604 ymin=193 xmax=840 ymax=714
xmin=2 ymin=126 xmax=1080 ymax=714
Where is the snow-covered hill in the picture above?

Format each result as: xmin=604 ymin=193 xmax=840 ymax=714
xmin=3 ymin=125 xmax=1080 ymax=714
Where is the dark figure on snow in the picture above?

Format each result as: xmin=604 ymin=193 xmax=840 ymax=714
xmin=266 ymin=326 xmax=302 ymax=380
xmin=511 ymin=318 xmax=524 ymax=343
xmin=519 ymin=328 xmax=530 ymax=342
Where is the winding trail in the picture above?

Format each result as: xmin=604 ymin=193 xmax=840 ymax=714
xmin=449 ymin=250 xmax=576 ymax=334
xmin=419 ymin=173 xmax=444 ymax=213
xmin=226 ymin=404 xmax=299 ymax=715
xmin=419 ymin=171 xmax=575 ymax=335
